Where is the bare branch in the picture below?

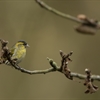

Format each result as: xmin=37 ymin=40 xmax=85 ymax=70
xmin=0 ymin=39 xmax=100 ymax=93
xmin=0 ymin=39 xmax=100 ymax=80
xmin=35 ymin=0 xmax=100 ymax=35
xmin=84 ymin=69 xmax=98 ymax=94
xmin=35 ymin=0 xmax=83 ymax=23
xmin=13 ymin=65 xmax=57 ymax=75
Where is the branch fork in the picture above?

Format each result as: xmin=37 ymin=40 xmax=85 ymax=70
xmin=59 ymin=50 xmax=73 ymax=80
xmin=84 ymin=69 xmax=98 ymax=94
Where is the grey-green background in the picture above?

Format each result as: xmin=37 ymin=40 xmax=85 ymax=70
xmin=0 ymin=0 xmax=100 ymax=99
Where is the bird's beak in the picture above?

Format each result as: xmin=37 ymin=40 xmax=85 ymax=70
xmin=26 ymin=44 xmax=30 ymax=48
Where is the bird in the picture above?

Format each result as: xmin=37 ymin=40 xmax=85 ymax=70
xmin=5 ymin=40 xmax=29 ymax=65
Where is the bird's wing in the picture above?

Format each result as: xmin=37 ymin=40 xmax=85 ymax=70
xmin=10 ymin=45 xmax=19 ymax=60
xmin=5 ymin=45 xmax=18 ymax=65
xmin=11 ymin=45 xmax=26 ymax=60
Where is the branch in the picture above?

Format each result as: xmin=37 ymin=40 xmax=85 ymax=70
xmin=0 ymin=39 xmax=100 ymax=93
xmin=35 ymin=0 xmax=100 ymax=35
xmin=12 ymin=65 xmax=57 ymax=75
xmin=0 ymin=39 xmax=100 ymax=79
xmin=84 ymin=69 xmax=98 ymax=94
xmin=35 ymin=0 xmax=83 ymax=23
xmin=0 ymin=39 xmax=56 ymax=74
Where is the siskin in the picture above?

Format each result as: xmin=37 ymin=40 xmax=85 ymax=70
xmin=5 ymin=40 xmax=29 ymax=65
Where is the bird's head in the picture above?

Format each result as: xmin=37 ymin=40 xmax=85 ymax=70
xmin=17 ymin=40 xmax=29 ymax=48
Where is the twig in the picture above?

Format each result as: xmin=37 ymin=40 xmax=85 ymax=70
xmin=35 ymin=0 xmax=83 ymax=23
xmin=84 ymin=69 xmax=98 ymax=94
xmin=35 ymin=0 xmax=100 ymax=34
xmin=0 ymin=39 xmax=57 ymax=74
xmin=13 ymin=64 xmax=57 ymax=75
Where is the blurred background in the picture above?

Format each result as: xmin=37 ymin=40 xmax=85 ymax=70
xmin=0 ymin=0 xmax=100 ymax=99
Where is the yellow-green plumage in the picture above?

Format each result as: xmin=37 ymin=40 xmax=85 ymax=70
xmin=5 ymin=41 xmax=29 ymax=65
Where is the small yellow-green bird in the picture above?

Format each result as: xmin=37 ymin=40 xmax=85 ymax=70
xmin=5 ymin=40 xmax=29 ymax=65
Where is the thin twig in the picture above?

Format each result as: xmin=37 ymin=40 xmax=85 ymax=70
xmin=13 ymin=65 xmax=57 ymax=75
xmin=35 ymin=0 xmax=84 ymax=23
